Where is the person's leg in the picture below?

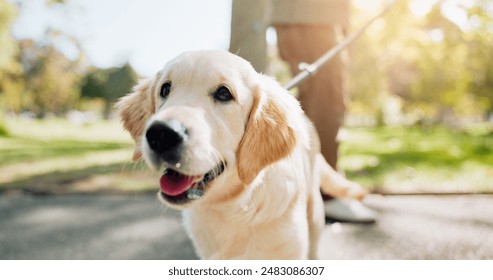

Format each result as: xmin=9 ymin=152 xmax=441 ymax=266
xmin=276 ymin=24 xmax=346 ymax=199
xmin=276 ymin=24 xmax=376 ymax=222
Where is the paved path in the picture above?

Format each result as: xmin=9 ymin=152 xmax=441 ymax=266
xmin=1 ymin=194 xmax=492 ymax=259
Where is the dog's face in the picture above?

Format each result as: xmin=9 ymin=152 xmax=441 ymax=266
xmin=117 ymin=50 xmax=303 ymax=209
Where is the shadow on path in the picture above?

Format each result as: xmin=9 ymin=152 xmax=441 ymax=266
xmin=0 ymin=194 xmax=197 ymax=259
xmin=1 ymin=194 xmax=493 ymax=259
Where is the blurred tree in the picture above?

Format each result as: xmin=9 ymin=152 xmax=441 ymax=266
xmin=80 ymin=63 xmax=137 ymax=118
xmin=466 ymin=0 xmax=493 ymax=115
xmin=80 ymin=69 xmax=106 ymax=99
xmin=348 ymin=0 xmax=418 ymax=116
xmin=0 ymin=0 xmax=21 ymax=115
xmin=0 ymin=0 xmax=20 ymax=135
xmin=0 ymin=0 xmax=18 ymax=78
xmin=19 ymin=40 xmax=81 ymax=118
xmin=348 ymin=0 xmax=493 ymax=122
xmin=411 ymin=5 xmax=469 ymax=120
xmin=411 ymin=1 xmax=493 ymax=119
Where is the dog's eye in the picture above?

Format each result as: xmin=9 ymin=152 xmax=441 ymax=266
xmin=160 ymin=81 xmax=172 ymax=99
xmin=213 ymin=86 xmax=234 ymax=103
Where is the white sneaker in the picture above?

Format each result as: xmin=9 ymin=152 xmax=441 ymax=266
xmin=324 ymin=198 xmax=377 ymax=223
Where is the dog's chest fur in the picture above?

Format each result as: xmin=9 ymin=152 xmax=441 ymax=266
xmin=182 ymin=148 xmax=314 ymax=259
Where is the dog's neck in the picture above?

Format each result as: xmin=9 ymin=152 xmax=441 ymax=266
xmin=195 ymin=161 xmax=303 ymax=226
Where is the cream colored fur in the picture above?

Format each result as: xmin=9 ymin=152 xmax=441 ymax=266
xmin=116 ymin=50 xmax=366 ymax=259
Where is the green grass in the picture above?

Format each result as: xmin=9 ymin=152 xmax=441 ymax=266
xmin=0 ymin=137 xmax=128 ymax=167
xmin=0 ymin=122 xmax=8 ymax=136
xmin=339 ymin=125 xmax=493 ymax=193
xmin=0 ymin=118 xmax=157 ymax=194
xmin=0 ymin=118 xmax=492 ymax=194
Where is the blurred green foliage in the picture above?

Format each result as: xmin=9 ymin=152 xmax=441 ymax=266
xmin=0 ymin=0 xmax=138 ymax=119
xmin=348 ymin=0 xmax=493 ymax=121
xmin=0 ymin=0 xmax=19 ymax=134
xmin=2 ymin=37 xmax=137 ymax=118
xmin=0 ymin=0 xmax=18 ymax=78
xmin=18 ymin=40 xmax=81 ymax=117
xmin=80 ymin=64 xmax=137 ymax=118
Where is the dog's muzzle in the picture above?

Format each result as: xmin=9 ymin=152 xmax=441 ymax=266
xmin=144 ymin=119 xmax=226 ymax=206
xmin=145 ymin=119 xmax=188 ymax=165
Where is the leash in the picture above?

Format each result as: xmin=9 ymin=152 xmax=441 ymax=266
xmin=283 ymin=1 xmax=395 ymax=90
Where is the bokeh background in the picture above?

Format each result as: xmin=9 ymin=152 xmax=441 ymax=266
xmin=1 ymin=0 xmax=492 ymax=195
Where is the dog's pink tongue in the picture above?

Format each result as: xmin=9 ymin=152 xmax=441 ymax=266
xmin=160 ymin=172 xmax=199 ymax=196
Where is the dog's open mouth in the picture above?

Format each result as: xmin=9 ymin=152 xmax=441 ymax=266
xmin=159 ymin=162 xmax=225 ymax=205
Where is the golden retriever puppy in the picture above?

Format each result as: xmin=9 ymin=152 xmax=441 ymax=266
xmin=117 ymin=50 xmax=366 ymax=259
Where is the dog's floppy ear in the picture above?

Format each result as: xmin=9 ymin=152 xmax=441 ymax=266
xmin=116 ymin=78 xmax=155 ymax=161
xmin=236 ymin=79 xmax=298 ymax=184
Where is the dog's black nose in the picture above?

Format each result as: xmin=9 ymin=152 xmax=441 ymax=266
xmin=145 ymin=120 xmax=188 ymax=161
